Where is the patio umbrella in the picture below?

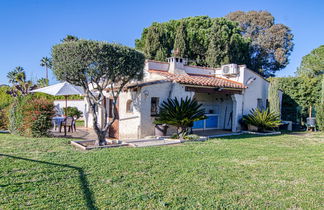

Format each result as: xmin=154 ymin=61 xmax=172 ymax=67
xmin=31 ymin=82 xmax=84 ymax=112
xmin=31 ymin=82 xmax=84 ymax=135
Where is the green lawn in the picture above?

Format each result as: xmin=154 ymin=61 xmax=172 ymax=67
xmin=0 ymin=133 xmax=323 ymax=209
xmin=75 ymin=120 xmax=85 ymax=127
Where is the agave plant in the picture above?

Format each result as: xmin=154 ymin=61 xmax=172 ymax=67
xmin=154 ymin=97 xmax=206 ymax=139
xmin=243 ymin=108 xmax=281 ymax=132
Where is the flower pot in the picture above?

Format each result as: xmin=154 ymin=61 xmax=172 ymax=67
xmin=247 ymin=124 xmax=258 ymax=132
xmin=155 ymin=124 xmax=168 ymax=136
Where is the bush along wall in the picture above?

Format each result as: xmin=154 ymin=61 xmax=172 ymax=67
xmin=0 ymin=86 xmax=13 ymax=130
xmin=8 ymin=96 xmax=31 ymax=135
xmin=269 ymin=77 xmax=322 ymax=125
xmin=316 ymin=77 xmax=324 ymax=130
xmin=23 ymin=98 xmax=54 ymax=137
xmin=8 ymin=96 xmax=54 ymax=137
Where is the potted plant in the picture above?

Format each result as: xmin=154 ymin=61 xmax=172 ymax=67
xmin=154 ymin=124 xmax=168 ymax=137
xmin=154 ymin=97 xmax=206 ymax=139
xmin=243 ymin=108 xmax=281 ymax=132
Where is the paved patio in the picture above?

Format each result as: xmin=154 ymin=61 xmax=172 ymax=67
xmin=193 ymin=129 xmax=241 ymax=137
xmin=51 ymin=127 xmax=98 ymax=140
xmin=52 ymin=127 xmax=242 ymax=147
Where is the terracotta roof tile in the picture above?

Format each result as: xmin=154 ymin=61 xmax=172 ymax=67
xmin=148 ymin=70 xmax=246 ymax=89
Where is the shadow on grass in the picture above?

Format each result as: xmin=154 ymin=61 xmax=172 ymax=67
xmin=0 ymin=153 xmax=97 ymax=210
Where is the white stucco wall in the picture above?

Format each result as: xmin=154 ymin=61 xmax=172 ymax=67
xmin=138 ymin=82 xmax=195 ymax=138
xmin=184 ymin=65 xmax=215 ymax=76
xmin=118 ymin=90 xmax=142 ymax=139
xmin=241 ymin=69 xmax=270 ymax=115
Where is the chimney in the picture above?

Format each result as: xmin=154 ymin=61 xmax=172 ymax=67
xmin=167 ymin=56 xmax=187 ymax=75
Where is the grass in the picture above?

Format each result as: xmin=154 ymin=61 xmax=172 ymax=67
xmin=0 ymin=132 xmax=323 ymax=209
xmin=75 ymin=120 xmax=84 ymax=127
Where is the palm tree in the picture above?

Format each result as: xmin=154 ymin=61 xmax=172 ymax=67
xmin=6 ymin=67 xmax=36 ymax=96
xmin=154 ymin=97 xmax=207 ymax=139
xmin=40 ymin=57 xmax=52 ymax=81
xmin=7 ymin=66 xmax=25 ymax=84
xmin=243 ymin=108 xmax=281 ymax=132
xmin=36 ymin=78 xmax=49 ymax=88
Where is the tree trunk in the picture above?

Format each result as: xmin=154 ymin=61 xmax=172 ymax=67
xmin=94 ymin=128 xmax=107 ymax=146
xmin=309 ymin=105 xmax=312 ymax=118
xmin=178 ymin=127 xmax=188 ymax=140
xmin=85 ymin=95 xmax=108 ymax=146
xmin=45 ymin=66 xmax=48 ymax=80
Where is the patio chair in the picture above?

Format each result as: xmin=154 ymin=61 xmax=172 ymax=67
xmin=60 ymin=117 xmax=74 ymax=133
xmin=72 ymin=115 xmax=78 ymax=132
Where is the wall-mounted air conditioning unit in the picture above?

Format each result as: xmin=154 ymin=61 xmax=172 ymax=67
xmin=221 ymin=64 xmax=239 ymax=76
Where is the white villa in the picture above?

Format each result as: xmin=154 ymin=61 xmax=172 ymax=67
xmin=84 ymin=56 xmax=282 ymax=139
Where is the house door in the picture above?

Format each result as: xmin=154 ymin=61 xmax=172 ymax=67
xmin=108 ymin=98 xmax=119 ymax=139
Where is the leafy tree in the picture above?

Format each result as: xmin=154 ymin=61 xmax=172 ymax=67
xmin=40 ymin=57 xmax=52 ymax=80
xmin=297 ymin=45 xmax=324 ymax=77
xmin=270 ymin=77 xmax=322 ymax=123
xmin=206 ymin=18 xmax=250 ymax=67
xmin=61 ymin=35 xmax=79 ymax=42
xmin=136 ymin=16 xmax=249 ymax=67
xmin=226 ymin=11 xmax=294 ymax=77
xmin=173 ymin=21 xmax=187 ymax=57
xmin=52 ymin=39 xmax=145 ymax=145
xmin=154 ymin=97 xmax=206 ymax=139
xmin=268 ymin=79 xmax=281 ymax=119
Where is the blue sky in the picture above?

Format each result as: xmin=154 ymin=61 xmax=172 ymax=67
xmin=0 ymin=0 xmax=323 ymax=85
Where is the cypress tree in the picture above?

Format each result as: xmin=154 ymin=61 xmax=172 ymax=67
xmin=173 ymin=21 xmax=187 ymax=57
xmin=268 ymin=79 xmax=281 ymax=119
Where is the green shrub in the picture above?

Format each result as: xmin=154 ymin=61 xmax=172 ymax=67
xmin=243 ymin=109 xmax=281 ymax=132
xmin=8 ymin=96 xmax=31 ymax=135
xmin=269 ymin=77 xmax=322 ymax=123
xmin=0 ymin=86 xmax=13 ymax=130
xmin=315 ymin=104 xmax=324 ymax=131
xmin=0 ymin=107 xmax=9 ymax=130
xmin=184 ymin=134 xmax=200 ymax=140
xmin=154 ymin=97 xmax=206 ymax=139
xmin=63 ymin=106 xmax=83 ymax=119
xmin=23 ymin=98 xmax=54 ymax=137
xmin=0 ymin=86 xmax=12 ymax=109
xmin=8 ymin=96 xmax=54 ymax=137
xmin=316 ymin=77 xmax=324 ymax=131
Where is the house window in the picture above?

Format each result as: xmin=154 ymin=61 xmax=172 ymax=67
xmin=257 ymin=98 xmax=264 ymax=110
xmin=151 ymin=97 xmax=159 ymax=116
xmin=126 ymin=100 xmax=133 ymax=113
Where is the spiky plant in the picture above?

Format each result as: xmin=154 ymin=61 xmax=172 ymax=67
xmin=154 ymin=97 xmax=206 ymax=139
xmin=243 ymin=108 xmax=281 ymax=132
